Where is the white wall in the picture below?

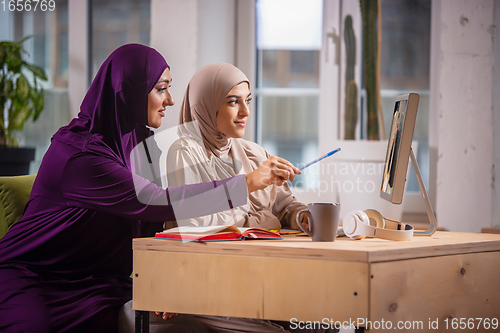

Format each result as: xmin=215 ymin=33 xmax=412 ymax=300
xmin=68 ymin=0 xmax=90 ymax=119
xmin=150 ymin=0 xmax=198 ymax=133
xmin=493 ymin=0 xmax=500 ymax=228
xmin=431 ymin=0 xmax=497 ymax=232
xmin=197 ymin=0 xmax=236 ymax=67
xmin=235 ymin=0 xmax=257 ymax=142
xmin=151 ymin=0 xmax=239 ymax=133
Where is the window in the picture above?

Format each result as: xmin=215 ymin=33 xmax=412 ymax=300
xmin=10 ymin=0 xmax=69 ymax=88
xmin=252 ymin=0 xmax=432 ymax=216
xmin=1 ymin=0 xmax=153 ymax=173
xmin=255 ymin=0 xmax=323 ymax=188
xmin=1 ymin=0 xmax=70 ymax=173
xmin=91 ymin=0 xmax=150 ymax=77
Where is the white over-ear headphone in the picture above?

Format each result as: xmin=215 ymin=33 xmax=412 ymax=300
xmin=343 ymin=209 xmax=414 ymax=241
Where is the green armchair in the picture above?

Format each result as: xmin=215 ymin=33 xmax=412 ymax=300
xmin=0 ymin=174 xmax=36 ymax=238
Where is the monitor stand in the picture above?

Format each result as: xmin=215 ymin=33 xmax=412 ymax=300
xmin=410 ymin=147 xmax=437 ymax=236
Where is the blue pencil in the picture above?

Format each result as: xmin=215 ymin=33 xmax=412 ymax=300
xmin=299 ymin=148 xmax=341 ymax=171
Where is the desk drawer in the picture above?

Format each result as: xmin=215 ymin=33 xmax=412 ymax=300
xmin=370 ymin=251 xmax=500 ymax=332
xmin=133 ymin=250 xmax=369 ymax=322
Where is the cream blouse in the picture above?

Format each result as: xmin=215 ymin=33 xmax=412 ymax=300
xmin=166 ymin=136 xmax=306 ymax=230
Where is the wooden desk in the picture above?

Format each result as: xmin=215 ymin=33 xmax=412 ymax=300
xmin=133 ymin=232 xmax=500 ymax=332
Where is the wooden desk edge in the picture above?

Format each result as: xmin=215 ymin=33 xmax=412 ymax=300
xmin=133 ymin=231 xmax=500 ymax=263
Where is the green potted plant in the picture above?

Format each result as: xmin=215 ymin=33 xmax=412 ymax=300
xmin=343 ymin=0 xmax=385 ymax=140
xmin=360 ymin=0 xmax=385 ymax=140
xmin=0 ymin=36 xmax=47 ymax=176
xmin=343 ymin=14 xmax=358 ymax=140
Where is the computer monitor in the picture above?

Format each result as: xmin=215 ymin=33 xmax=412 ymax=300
xmin=380 ymin=93 xmax=419 ymax=204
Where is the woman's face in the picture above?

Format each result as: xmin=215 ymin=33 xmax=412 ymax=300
xmin=148 ymin=68 xmax=174 ymax=128
xmin=216 ymin=82 xmax=251 ymax=138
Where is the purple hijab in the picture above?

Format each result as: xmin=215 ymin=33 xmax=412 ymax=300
xmin=0 ymin=44 xmax=247 ymax=333
xmin=55 ymin=43 xmax=169 ymax=166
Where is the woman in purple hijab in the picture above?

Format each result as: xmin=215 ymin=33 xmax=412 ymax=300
xmin=0 ymin=44 xmax=300 ymax=333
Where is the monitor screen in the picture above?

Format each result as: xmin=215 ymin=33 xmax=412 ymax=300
xmin=380 ymin=93 xmax=419 ymax=204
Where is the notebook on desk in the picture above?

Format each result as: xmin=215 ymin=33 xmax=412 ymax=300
xmin=155 ymin=225 xmax=283 ymax=242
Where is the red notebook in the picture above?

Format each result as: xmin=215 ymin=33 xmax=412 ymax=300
xmin=155 ymin=225 xmax=282 ymax=242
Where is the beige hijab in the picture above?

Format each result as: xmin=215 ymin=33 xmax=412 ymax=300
xmin=178 ymin=63 xmax=277 ymax=216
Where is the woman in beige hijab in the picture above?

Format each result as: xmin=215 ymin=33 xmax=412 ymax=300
xmin=166 ymin=62 xmax=307 ymax=231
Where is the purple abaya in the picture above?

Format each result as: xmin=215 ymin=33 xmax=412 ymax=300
xmin=0 ymin=44 xmax=247 ymax=333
